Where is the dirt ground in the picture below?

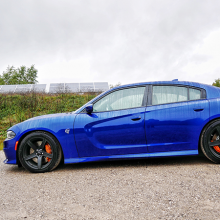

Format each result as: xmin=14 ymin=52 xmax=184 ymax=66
xmin=1 ymin=151 xmax=220 ymax=220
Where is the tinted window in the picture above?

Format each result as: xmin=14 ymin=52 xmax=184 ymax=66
xmin=93 ymin=87 xmax=145 ymax=112
xmin=152 ymin=86 xmax=188 ymax=105
xmin=189 ymin=88 xmax=201 ymax=100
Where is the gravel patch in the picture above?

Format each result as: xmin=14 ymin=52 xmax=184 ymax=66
xmin=1 ymin=151 xmax=220 ymax=219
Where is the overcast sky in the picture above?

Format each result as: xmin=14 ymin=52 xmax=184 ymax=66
xmin=0 ymin=0 xmax=220 ymax=86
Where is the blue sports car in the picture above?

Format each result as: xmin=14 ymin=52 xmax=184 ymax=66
xmin=3 ymin=80 xmax=220 ymax=173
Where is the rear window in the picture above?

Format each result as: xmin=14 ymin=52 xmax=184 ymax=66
xmin=189 ymin=88 xmax=201 ymax=100
xmin=152 ymin=86 xmax=188 ymax=105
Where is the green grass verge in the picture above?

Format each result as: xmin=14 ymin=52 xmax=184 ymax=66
xmin=0 ymin=140 xmax=3 ymax=150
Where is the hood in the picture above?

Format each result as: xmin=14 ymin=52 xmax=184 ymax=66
xmin=8 ymin=112 xmax=77 ymax=133
xmin=26 ymin=112 xmax=75 ymax=121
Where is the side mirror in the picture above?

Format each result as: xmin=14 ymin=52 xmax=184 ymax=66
xmin=85 ymin=104 xmax=93 ymax=114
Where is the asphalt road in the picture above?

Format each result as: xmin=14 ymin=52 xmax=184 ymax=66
xmin=1 ymin=151 xmax=220 ymax=220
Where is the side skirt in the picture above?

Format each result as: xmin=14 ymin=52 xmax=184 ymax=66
xmin=64 ymin=150 xmax=198 ymax=164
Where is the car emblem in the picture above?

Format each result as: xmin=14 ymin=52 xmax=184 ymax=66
xmin=65 ymin=129 xmax=70 ymax=134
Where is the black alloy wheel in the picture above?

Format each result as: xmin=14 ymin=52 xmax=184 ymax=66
xmin=18 ymin=132 xmax=62 ymax=173
xmin=201 ymin=120 xmax=220 ymax=163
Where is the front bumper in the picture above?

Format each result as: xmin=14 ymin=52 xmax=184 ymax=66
xmin=3 ymin=138 xmax=17 ymax=164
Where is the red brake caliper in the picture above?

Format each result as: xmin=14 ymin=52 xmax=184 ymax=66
xmin=211 ymin=140 xmax=220 ymax=153
xmin=45 ymin=144 xmax=52 ymax=162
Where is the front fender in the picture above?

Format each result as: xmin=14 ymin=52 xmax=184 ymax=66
xmin=4 ymin=113 xmax=79 ymax=165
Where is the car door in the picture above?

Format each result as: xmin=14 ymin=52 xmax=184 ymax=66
xmin=145 ymin=85 xmax=209 ymax=153
xmin=74 ymin=86 xmax=149 ymax=157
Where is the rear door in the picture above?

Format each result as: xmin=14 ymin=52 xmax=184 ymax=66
xmin=74 ymin=86 xmax=149 ymax=157
xmin=145 ymin=85 xmax=209 ymax=152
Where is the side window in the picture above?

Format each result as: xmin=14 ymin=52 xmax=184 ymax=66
xmin=189 ymin=88 xmax=201 ymax=100
xmin=93 ymin=87 xmax=146 ymax=112
xmin=152 ymin=86 xmax=188 ymax=105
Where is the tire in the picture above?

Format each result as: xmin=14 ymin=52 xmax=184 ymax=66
xmin=18 ymin=132 xmax=62 ymax=173
xmin=201 ymin=120 xmax=220 ymax=163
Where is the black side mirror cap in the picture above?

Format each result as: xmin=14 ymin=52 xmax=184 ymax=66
xmin=85 ymin=104 xmax=93 ymax=114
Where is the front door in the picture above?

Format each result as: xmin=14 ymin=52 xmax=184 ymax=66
xmin=74 ymin=86 xmax=148 ymax=157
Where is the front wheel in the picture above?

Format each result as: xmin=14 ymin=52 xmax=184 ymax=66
xmin=18 ymin=132 xmax=62 ymax=173
xmin=201 ymin=120 xmax=220 ymax=163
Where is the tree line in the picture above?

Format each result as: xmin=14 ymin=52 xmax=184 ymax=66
xmin=1 ymin=65 xmax=220 ymax=88
xmin=0 ymin=65 xmax=38 ymax=85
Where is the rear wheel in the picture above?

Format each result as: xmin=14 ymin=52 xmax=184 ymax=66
xmin=201 ymin=120 xmax=220 ymax=163
xmin=18 ymin=132 xmax=62 ymax=173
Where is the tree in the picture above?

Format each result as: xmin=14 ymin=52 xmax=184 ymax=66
xmin=0 ymin=65 xmax=38 ymax=85
xmin=0 ymin=75 xmax=5 ymax=85
xmin=213 ymin=79 xmax=220 ymax=87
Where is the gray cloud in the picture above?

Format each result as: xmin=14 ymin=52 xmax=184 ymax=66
xmin=0 ymin=0 xmax=220 ymax=84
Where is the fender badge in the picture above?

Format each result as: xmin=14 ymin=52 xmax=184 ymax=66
xmin=65 ymin=129 xmax=70 ymax=134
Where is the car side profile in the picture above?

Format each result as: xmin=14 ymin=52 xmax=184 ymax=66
xmin=3 ymin=80 xmax=220 ymax=173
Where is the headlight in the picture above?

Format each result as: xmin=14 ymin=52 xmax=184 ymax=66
xmin=7 ymin=131 xmax=16 ymax=140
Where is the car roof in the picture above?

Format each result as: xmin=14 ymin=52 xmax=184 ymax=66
xmin=113 ymin=80 xmax=220 ymax=99
xmin=116 ymin=80 xmax=207 ymax=88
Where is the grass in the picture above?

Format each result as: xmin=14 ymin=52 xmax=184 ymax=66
xmin=0 ymin=140 xmax=3 ymax=150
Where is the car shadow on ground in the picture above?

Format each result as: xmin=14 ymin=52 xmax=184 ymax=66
xmin=3 ymin=155 xmax=212 ymax=174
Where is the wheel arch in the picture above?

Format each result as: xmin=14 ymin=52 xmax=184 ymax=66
xmin=16 ymin=130 xmax=64 ymax=166
xmin=198 ymin=117 xmax=220 ymax=155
